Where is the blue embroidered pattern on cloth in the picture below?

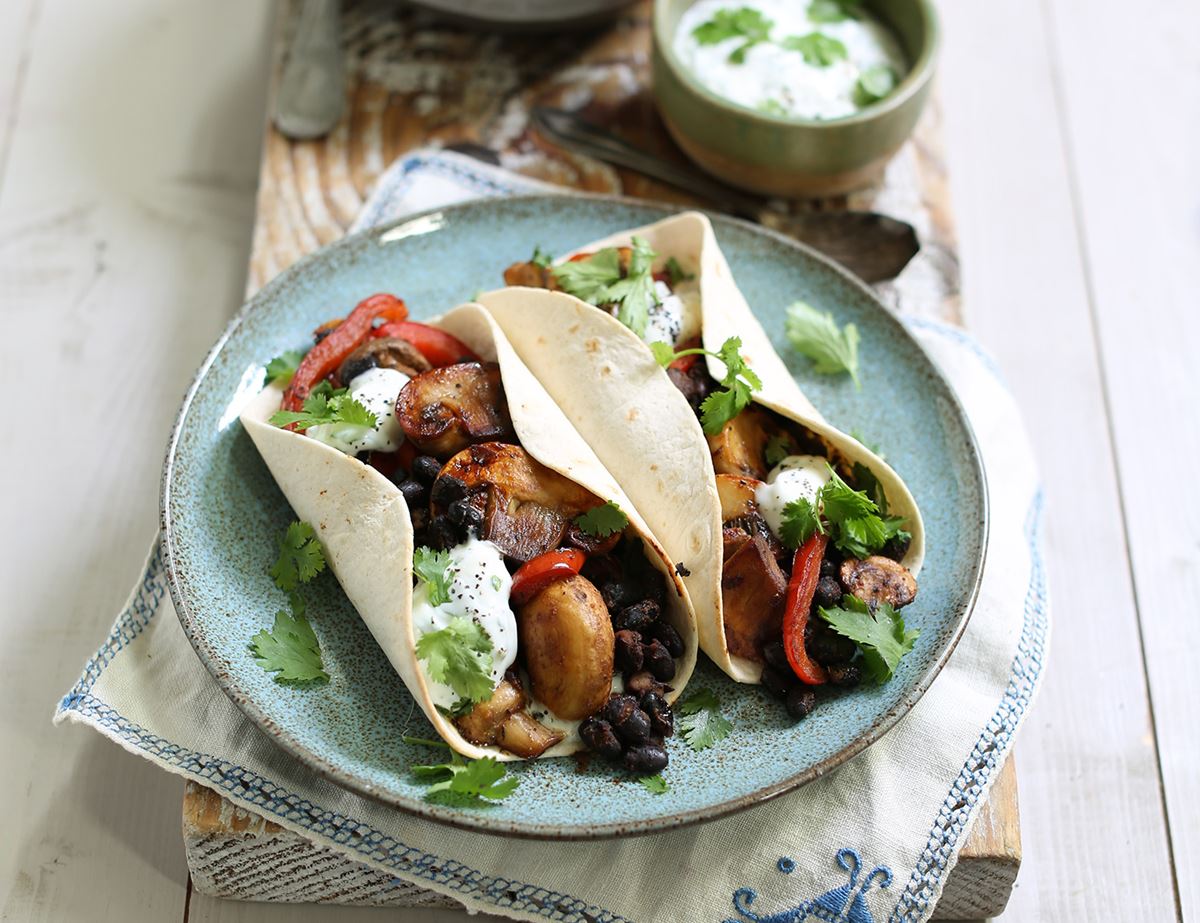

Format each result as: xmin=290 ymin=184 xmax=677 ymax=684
xmin=55 ymin=152 xmax=1049 ymax=922
xmin=726 ymin=849 xmax=893 ymax=923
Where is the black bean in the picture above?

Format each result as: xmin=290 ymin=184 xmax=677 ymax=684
xmin=826 ymin=662 xmax=862 ymax=687
xmin=426 ymin=516 xmax=464 ymax=551
xmin=408 ymin=506 xmax=429 ymax=532
xmin=614 ymin=630 xmax=645 ymax=674
xmin=447 ymin=497 xmax=483 ymax=529
xmin=760 ymin=664 xmax=795 ymax=701
xmin=641 ymin=692 xmax=674 ymax=738
xmin=601 ymin=581 xmax=637 ymax=612
xmin=644 ymin=639 xmax=676 ymax=682
xmin=613 ymin=599 xmax=660 ymax=633
xmin=613 ymin=707 xmax=652 ymax=746
xmin=623 ymin=743 xmax=669 ymax=774
xmin=806 ymin=622 xmax=858 ymax=666
xmin=411 ymin=455 xmax=443 ymax=484
xmin=649 ymin=621 xmax=684 ymax=658
xmin=820 ymin=557 xmax=838 ymax=578
xmin=814 ymin=576 xmax=843 ymax=609
xmin=579 ymin=717 xmax=622 ymax=761
xmin=625 ymin=671 xmax=664 ymax=698
xmin=338 ymin=351 xmax=379 ymax=385
xmin=397 ymin=479 xmax=429 ymax=509
xmin=600 ymin=693 xmax=636 ymax=726
xmin=882 ymin=532 xmax=912 ymax=562
xmin=430 ymin=474 xmax=468 ymax=507
xmin=785 ymin=685 xmax=817 ymax=721
xmin=761 ymin=640 xmax=790 ymax=673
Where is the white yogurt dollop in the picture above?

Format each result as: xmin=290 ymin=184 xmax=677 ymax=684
xmin=674 ymin=0 xmax=908 ymax=120
xmin=411 ymin=537 xmax=517 ymax=711
xmin=307 ymin=367 xmax=408 ymax=455
xmin=755 ymin=454 xmax=832 ymax=539
xmin=644 ymin=277 xmax=702 ymax=348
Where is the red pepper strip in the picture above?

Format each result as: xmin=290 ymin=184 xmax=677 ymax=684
xmin=566 ymin=252 xmax=594 ymax=263
xmin=782 ymin=533 xmax=829 ymax=685
xmin=281 ymin=294 xmax=408 ymax=411
xmin=668 ymin=336 xmax=703 ymax=374
xmin=372 ymin=321 xmax=480 ymax=367
xmin=510 ymin=548 xmax=587 ymax=606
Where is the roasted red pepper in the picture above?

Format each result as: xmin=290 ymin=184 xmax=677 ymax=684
xmin=510 ymin=548 xmax=587 ymax=606
xmin=782 ymin=533 xmax=829 ymax=685
xmin=280 ymin=294 xmax=408 ymax=411
xmin=372 ymin=321 xmax=479 ymax=367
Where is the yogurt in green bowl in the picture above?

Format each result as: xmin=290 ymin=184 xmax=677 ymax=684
xmin=653 ymin=0 xmax=938 ymax=196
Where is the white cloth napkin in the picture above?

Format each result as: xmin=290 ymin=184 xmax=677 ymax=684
xmin=56 ymin=150 xmax=1049 ymax=923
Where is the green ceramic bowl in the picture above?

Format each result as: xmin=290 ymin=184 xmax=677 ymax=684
xmin=652 ymin=0 xmax=939 ymax=196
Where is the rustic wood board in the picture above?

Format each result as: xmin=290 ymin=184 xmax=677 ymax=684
xmin=183 ymin=1 xmax=1017 ymax=918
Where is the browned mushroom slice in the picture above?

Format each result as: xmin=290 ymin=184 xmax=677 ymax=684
xmin=839 ymin=556 xmax=918 ymax=609
xmin=496 ymin=711 xmax=565 ymax=758
xmin=337 ymin=336 xmax=432 ymax=385
xmin=517 ymin=574 xmax=615 ymax=721
xmin=501 ymin=260 xmax=558 ymax=290
xmin=707 ymin=405 xmax=780 ymax=479
xmin=436 ymin=443 xmax=600 ymax=561
xmin=721 ymin=533 xmax=788 ymax=661
xmin=395 ymin=362 xmax=515 ymax=458
xmin=455 ymin=676 xmax=526 ymax=746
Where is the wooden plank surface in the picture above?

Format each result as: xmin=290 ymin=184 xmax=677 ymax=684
xmin=1042 ymin=2 xmax=1197 ymax=918
xmin=938 ymin=0 xmax=1184 ymax=919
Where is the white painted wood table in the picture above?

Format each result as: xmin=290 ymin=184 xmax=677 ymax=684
xmin=0 ymin=1 xmax=1195 ymax=921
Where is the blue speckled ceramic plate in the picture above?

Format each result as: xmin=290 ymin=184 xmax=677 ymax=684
xmin=162 ymin=195 xmax=986 ymax=840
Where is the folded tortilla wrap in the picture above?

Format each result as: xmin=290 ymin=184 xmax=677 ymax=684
xmin=240 ymin=301 xmax=698 ymax=759
xmin=477 ymin=212 xmax=924 ymax=684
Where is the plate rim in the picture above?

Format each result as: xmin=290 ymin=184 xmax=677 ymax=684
xmin=161 ymin=192 xmax=989 ymax=840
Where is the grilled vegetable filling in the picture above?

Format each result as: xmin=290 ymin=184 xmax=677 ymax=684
xmin=269 ymin=297 xmax=686 ymax=769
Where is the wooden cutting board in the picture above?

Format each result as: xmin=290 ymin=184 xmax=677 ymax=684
xmin=182 ymin=1 xmax=1021 ymax=918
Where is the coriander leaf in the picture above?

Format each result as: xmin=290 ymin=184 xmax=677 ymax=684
xmin=250 ymin=606 xmax=329 ymax=684
xmin=640 ymin=774 xmax=669 ymax=794
xmin=785 ymin=301 xmax=860 ymax=387
xmin=530 ymin=245 xmax=554 ymax=269
xmin=552 ymin=238 xmax=660 ymax=339
xmin=855 ymin=64 xmax=898 ymax=106
xmin=490 ymin=575 xmax=502 ymax=592
xmin=413 ymin=546 xmax=453 ymax=606
xmin=851 ymin=460 xmax=888 ymax=514
xmin=269 ymin=521 xmax=327 ymax=592
xmin=652 ymin=336 xmax=761 ymax=433
xmin=699 ymin=385 xmax=752 ymax=435
xmin=665 ymin=256 xmax=693 ymax=285
xmin=808 ymin=0 xmax=861 ymax=23
xmin=574 ymin=501 xmax=629 ymax=538
xmin=264 ymin=349 xmax=304 ymax=387
xmin=269 ymin=380 xmax=379 ymax=432
xmin=418 ymin=756 xmax=519 ymax=804
xmin=819 ymin=595 xmax=919 ymax=683
xmin=757 ymin=98 xmax=789 ymax=117
xmin=649 ymin=340 xmax=678 ymax=367
xmin=781 ymin=32 xmax=849 ymax=67
xmin=779 ymin=497 xmax=824 ymax=550
xmin=552 ymin=247 xmax=623 ymax=304
xmin=764 ymin=434 xmax=792 ymax=467
xmin=692 ymin=6 xmax=773 ymax=47
xmin=819 ymin=467 xmax=878 ymax=523
xmin=677 ymin=688 xmax=732 ymax=751
xmin=415 ymin=617 xmax=495 ymax=704
xmin=821 ymin=468 xmax=909 ymax=558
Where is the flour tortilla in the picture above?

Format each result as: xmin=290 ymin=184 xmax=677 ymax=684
xmin=240 ymin=302 xmax=698 ymax=760
xmin=477 ymin=211 xmax=924 ymax=684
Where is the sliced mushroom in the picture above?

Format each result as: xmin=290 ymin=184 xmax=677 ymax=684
xmin=496 ymin=711 xmax=564 ymax=758
xmin=721 ymin=533 xmax=788 ymax=661
xmin=716 ymin=473 xmax=762 ymax=522
xmin=337 ymin=336 xmax=432 ymax=385
xmin=395 ymin=362 xmax=515 ymax=459
xmin=436 ymin=443 xmax=600 ymax=561
xmin=455 ymin=677 xmax=525 ymax=746
xmin=517 ymin=574 xmax=615 ymax=720
xmin=707 ymin=405 xmax=779 ymax=479
xmin=501 ymin=260 xmax=558 ymax=290
xmin=839 ymin=556 xmax=918 ymax=609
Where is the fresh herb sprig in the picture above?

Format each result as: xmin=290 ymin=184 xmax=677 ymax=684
xmin=781 ymin=32 xmax=848 ymax=67
xmin=855 ymin=64 xmax=898 ymax=106
xmin=778 ymin=467 xmax=909 ymax=558
xmin=785 ymin=301 xmax=860 ymax=387
xmin=413 ymin=546 xmax=454 ymax=606
xmin=651 ymin=336 xmax=763 ymax=434
xmin=819 ymin=595 xmax=918 ymax=683
xmin=692 ymin=6 xmax=774 ymax=64
xmin=269 ymin=380 xmax=377 ymax=432
xmin=415 ymin=617 xmax=496 ymax=706
xmin=411 ymin=754 xmax=520 ymax=805
xmin=552 ymin=237 xmax=661 ymax=338
xmin=251 ymin=521 xmax=329 ymax=684
xmin=676 ymin=688 xmax=733 ymax=752
xmin=640 ymin=774 xmax=670 ymax=794
xmin=808 ymin=0 xmax=862 ymax=23
xmin=264 ymin=349 xmax=305 ymax=387
xmin=269 ymin=521 xmax=327 ymax=592
xmin=574 ymin=501 xmax=629 ymax=538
